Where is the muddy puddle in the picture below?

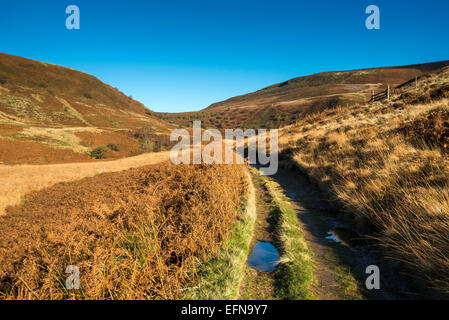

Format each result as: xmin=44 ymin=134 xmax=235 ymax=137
xmin=247 ymin=241 xmax=280 ymax=272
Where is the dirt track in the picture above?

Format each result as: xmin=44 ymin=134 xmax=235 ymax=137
xmin=272 ymin=167 xmax=406 ymax=299
xmin=0 ymin=151 xmax=171 ymax=215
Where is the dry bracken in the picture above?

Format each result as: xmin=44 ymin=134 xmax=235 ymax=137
xmin=0 ymin=162 xmax=248 ymax=300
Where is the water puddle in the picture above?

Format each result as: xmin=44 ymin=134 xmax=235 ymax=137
xmin=325 ymin=227 xmax=366 ymax=248
xmin=247 ymin=241 xmax=280 ymax=272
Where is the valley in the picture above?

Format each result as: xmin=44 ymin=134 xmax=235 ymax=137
xmin=1 ymin=52 xmax=449 ymax=300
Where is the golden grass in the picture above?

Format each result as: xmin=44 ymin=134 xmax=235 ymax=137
xmin=279 ymin=67 xmax=449 ymax=296
xmin=0 ymin=151 xmax=171 ymax=216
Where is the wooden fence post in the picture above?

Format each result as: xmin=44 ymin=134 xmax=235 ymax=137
xmin=372 ymin=90 xmax=375 ymax=102
xmin=387 ymin=84 xmax=390 ymax=100
xmin=415 ymin=76 xmax=418 ymax=90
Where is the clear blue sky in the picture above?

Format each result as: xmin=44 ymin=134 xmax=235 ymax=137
xmin=1 ymin=0 xmax=448 ymax=112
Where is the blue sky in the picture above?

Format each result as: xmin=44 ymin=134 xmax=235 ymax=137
xmin=1 ymin=0 xmax=448 ymax=112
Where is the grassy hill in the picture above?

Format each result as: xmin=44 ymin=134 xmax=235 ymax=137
xmin=157 ymin=61 xmax=449 ymax=129
xmin=0 ymin=53 xmax=176 ymax=164
xmin=277 ymin=65 xmax=449 ymax=297
xmin=0 ymin=52 xmax=169 ymax=129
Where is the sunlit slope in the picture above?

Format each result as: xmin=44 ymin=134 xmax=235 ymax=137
xmin=278 ymin=66 xmax=449 ymax=297
xmin=0 ymin=52 xmax=171 ymax=130
xmin=0 ymin=53 xmax=177 ymax=164
xmin=157 ymin=61 xmax=449 ymax=129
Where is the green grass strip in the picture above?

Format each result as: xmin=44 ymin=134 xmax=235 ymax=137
xmin=182 ymin=170 xmax=257 ymax=300
xmin=255 ymin=169 xmax=315 ymax=300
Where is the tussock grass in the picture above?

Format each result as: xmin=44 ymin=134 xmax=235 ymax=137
xmin=279 ymin=67 xmax=449 ymax=297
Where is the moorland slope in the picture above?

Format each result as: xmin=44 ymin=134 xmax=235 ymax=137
xmin=157 ymin=61 xmax=449 ymax=129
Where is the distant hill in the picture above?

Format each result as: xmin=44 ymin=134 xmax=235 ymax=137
xmin=0 ymin=53 xmax=176 ymax=164
xmin=0 ymin=52 xmax=169 ymax=130
xmin=157 ymin=60 xmax=449 ymax=129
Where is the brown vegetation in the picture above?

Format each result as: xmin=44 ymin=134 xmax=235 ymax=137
xmin=279 ymin=66 xmax=449 ymax=296
xmin=0 ymin=162 xmax=248 ymax=299
xmin=130 ymin=126 xmax=174 ymax=154
xmin=402 ymin=108 xmax=449 ymax=154
xmin=0 ymin=52 xmax=174 ymax=130
xmin=0 ymin=138 xmax=90 ymax=165
xmin=157 ymin=61 xmax=449 ymax=129
xmin=75 ymin=131 xmax=140 ymax=158
xmin=0 ymin=150 xmax=171 ymax=216
xmin=0 ymin=124 xmax=23 ymax=136
xmin=0 ymin=125 xmax=172 ymax=165
xmin=0 ymin=52 xmax=181 ymax=165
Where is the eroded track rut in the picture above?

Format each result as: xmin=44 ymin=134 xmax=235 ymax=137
xmin=241 ymin=166 xmax=406 ymax=300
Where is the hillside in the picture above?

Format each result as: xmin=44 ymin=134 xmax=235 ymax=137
xmin=0 ymin=53 xmax=176 ymax=164
xmin=0 ymin=52 xmax=169 ymax=128
xmin=157 ymin=61 xmax=449 ymax=129
xmin=277 ymin=65 xmax=449 ymax=297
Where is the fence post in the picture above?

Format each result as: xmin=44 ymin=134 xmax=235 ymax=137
xmin=415 ymin=76 xmax=418 ymax=90
xmin=372 ymin=89 xmax=375 ymax=102
xmin=387 ymin=84 xmax=390 ymax=100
